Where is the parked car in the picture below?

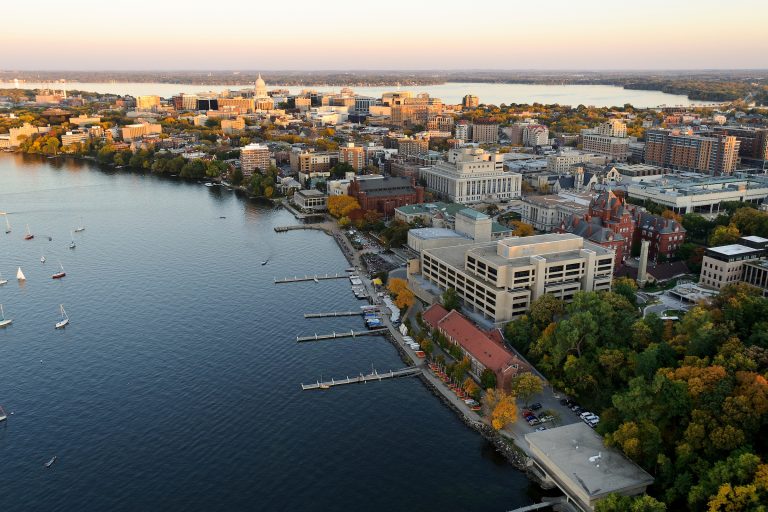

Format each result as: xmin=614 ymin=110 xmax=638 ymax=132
xmin=530 ymin=403 xmax=543 ymax=410
xmin=535 ymin=426 xmax=547 ymax=432
xmin=559 ymin=398 xmax=573 ymax=406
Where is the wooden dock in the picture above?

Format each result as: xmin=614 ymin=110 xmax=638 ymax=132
xmin=296 ymin=328 xmax=387 ymax=342
xmin=301 ymin=367 xmax=422 ymax=390
xmin=274 ymin=225 xmax=330 ymax=233
xmin=274 ymin=273 xmax=347 ymax=284
xmin=304 ymin=311 xmax=366 ymax=318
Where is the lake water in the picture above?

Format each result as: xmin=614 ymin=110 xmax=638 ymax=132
xmin=4 ymin=81 xmax=714 ymax=108
xmin=0 ymin=154 xmax=535 ymax=511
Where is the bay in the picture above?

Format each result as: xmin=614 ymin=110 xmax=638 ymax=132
xmin=0 ymin=154 xmax=535 ymax=512
xmin=4 ymin=81 xmax=714 ymax=108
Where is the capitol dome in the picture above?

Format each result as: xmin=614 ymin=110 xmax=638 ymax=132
xmin=255 ymin=74 xmax=267 ymax=98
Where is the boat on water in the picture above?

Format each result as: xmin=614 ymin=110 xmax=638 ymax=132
xmin=16 ymin=267 xmax=26 ymax=281
xmin=41 ymin=250 xmax=46 ymax=263
xmin=44 ymin=456 xmax=57 ymax=468
xmin=55 ymin=305 xmax=69 ymax=329
xmin=4 ymin=215 xmax=10 ymax=234
xmin=0 ymin=304 xmax=12 ymax=328
xmin=313 ymin=277 xmax=319 ymax=283
xmin=69 ymin=231 xmax=76 ymax=249
xmin=0 ymin=272 xmax=7 ymax=286
xmin=261 ymin=259 xmax=269 ymax=266
xmin=52 ymin=263 xmax=66 ymax=279
xmin=0 ymin=405 xmax=7 ymax=422
xmin=74 ymin=217 xmax=85 ymax=232
xmin=24 ymin=224 xmax=34 ymax=240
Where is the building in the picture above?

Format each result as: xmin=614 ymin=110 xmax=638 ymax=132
xmin=547 ymin=151 xmax=608 ymax=173
xmin=390 ymin=93 xmax=444 ymax=127
xmin=8 ymin=122 xmax=40 ymax=146
xmin=290 ymin=149 xmax=335 ymax=184
xmin=521 ymin=195 xmax=588 ymax=231
xmin=711 ymin=126 xmax=768 ymax=165
xmin=420 ymin=147 xmax=522 ymax=204
xmin=339 ymin=143 xmax=365 ymax=172
xmin=61 ymin=130 xmax=89 ymax=148
xmin=69 ymin=114 xmax=101 ymax=126
xmin=396 ymin=137 xmax=429 ymax=158
xmin=526 ymin=423 xmax=654 ymax=511
xmin=423 ymin=304 xmax=531 ymax=390
xmin=581 ymin=126 xmax=630 ymax=162
xmin=412 ymin=233 xmax=614 ymax=324
xmin=645 ymin=128 xmax=740 ymax=175
xmin=293 ymin=189 xmax=328 ymax=211
xmin=240 ymin=143 xmax=271 ymax=175
xmin=462 ymin=94 xmax=480 ymax=109
xmin=610 ymin=163 xmax=665 ymax=180
xmin=455 ymin=120 xmax=470 ymax=141
xmin=632 ymin=210 xmax=687 ymax=262
xmin=121 ymin=122 xmax=162 ymax=141
xmin=626 ymin=172 xmax=768 ymax=215
xmin=254 ymin=74 xmax=269 ymax=99
xmin=471 ymin=119 xmax=499 ymax=144
xmin=221 ymin=117 xmax=245 ymax=135
xmin=699 ymin=236 xmax=768 ymax=291
xmin=136 ymin=95 xmax=161 ymax=111
xmin=347 ymin=176 xmax=424 ymax=217
xmin=523 ymin=124 xmax=549 ymax=147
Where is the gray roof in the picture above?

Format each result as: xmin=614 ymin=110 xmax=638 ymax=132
xmin=356 ymin=176 xmax=417 ymax=197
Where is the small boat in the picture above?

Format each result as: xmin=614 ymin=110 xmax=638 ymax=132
xmin=74 ymin=217 xmax=85 ymax=232
xmin=4 ymin=215 xmax=10 ymax=234
xmin=261 ymin=259 xmax=269 ymax=266
xmin=44 ymin=456 xmax=57 ymax=468
xmin=205 ymin=183 xmax=213 ymax=187
xmin=218 ymin=216 xmax=226 ymax=219
xmin=319 ymin=383 xmax=330 ymax=390
xmin=24 ymin=224 xmax=34 ymax=240
xmin=52 ymin=263 xmax=66 ymax=279
xmin=55 ymin=305 xmax=69 ymax=329
xmin=0 ymin=272 xmax=6 ymax=286
xmin=0 ymin=405 xmax=7 ymax=422
xmin=0 ymin=304 xmax=12 ymax=328
xmin=69 ymin=232 xmax=76 ymax=249
xmin=41 ymin=250 xmax=46 ymax=263
xmin=16 ymin=267 xmax=26 ymax=281
xmin=313 ymin=277 xmax=319 ymax=283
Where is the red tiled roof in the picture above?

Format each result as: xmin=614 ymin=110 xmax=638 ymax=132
xmin=423 ymin=303 xmax=449 ymax=329
xmin=436 ymin=310 xmax=519 ymax=374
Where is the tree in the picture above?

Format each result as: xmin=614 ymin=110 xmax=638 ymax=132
xmin=491 ymin=391 xmax=518 ymax=430
xmin=614 ymin=276 xmax=639 ymax=303
xmin=595 ymin=494 xmax=667 ymax=512
xmin=231 ymin=168 xmax=244 ymax=186
xmin=327 ymin=195 xmax=361 ymax=218
xmin=442 ymin=288 xmax=460 ymax=311
xmin=709 ymin=224 xmax=741 ymax=247
xmin=481 ymin=368 xmax=497 ymax=389
xmin=510 ymin=220 xmax=535 ymax=237
xmin=387 ymin=278 xmax=415 ymax=310
xmin=510 ymin=373 xmax=544 ymax=405
xmin=529 ymin=294 xmax=565 ymax=331
xmin=330 ymin=162 xmax=354 ymax=179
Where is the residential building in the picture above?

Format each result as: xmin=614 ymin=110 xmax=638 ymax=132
xmin=471 ymin=119 xmax=499 ymax=144
xmin=412 ymin=233 xmax=615 ymax=324
xmin=136 ymin=95 xmax=161 ymax=111
xmin=293 ymin=189 xmax=328 ymax=211
xmin=644 ymin=128 xmax=740 ymax=175
xmin=420 ymin=147 xmax=522 ymax=204
xmin=521 ymin=195 xmax=588 ymax=231
xmin=526 ymin=423 xmax=654 ymax=512
xmin=347 ymin=176 xmax=424 ymax=217
xmin=396 ymin=136 xmax=429 ymax=158
xmin=455 ymin=120 xmax=470 ymax=141
xmin=462 ymin=94 xmax=480 ymax=108
xmin=546 ymin=150 xmax=608 ymax=173
xmin=240 ymin=143 xmax=271 ymax=175
xmin=290 ymin=149 xmax=335 ymax=184
xmin=121 ymin=122 xmax=162 ymax=142
xmin=423 ymin=304 xmax=531 ymax=390
xmin=523 ymin=124 xmax=549 ymax=147
xmin=581 ymin=132 xmax=629 ymax=162
xmin=339 ymin=143 xmax=365 ymax=172
xmin=221 ymin=117 xmax=245 ymax=135
xmin=711 ymin=126 xmax=768 ymax=165
xmin=699 ymin=236 xmax=768 ymax=291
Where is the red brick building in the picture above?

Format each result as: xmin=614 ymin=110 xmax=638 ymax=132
xmin=347 ymin=176 xmax=424 ymax=218
xmin=423 ymin=304 xmax=531 ymax=391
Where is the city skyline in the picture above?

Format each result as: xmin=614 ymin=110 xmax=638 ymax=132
xmin=3 ymin=0 xmax=767 ymax=70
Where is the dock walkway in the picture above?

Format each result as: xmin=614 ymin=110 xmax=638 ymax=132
xmin=304 ymin=311 xmax=367 ymax=318
xmin=296 ymin=328 xmax=387 ymax=342
xmin=301 ymin=367 xmax=422 ymax=390
xmin=274 ymin=274 xmax=347 ymax=284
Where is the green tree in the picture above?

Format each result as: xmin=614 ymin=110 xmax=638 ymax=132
xmin=709 ymin=224 xmax=741 ymax=247
xmin=442 ymin=288 xmax=460 ymax=311
xmin=330 ymin=162 xmax=355 ymax=179
xmin=595 ymin=494 xmax=667 ymax=512
xmin=481 ymin=368 xmax=497 ymax=389
xmin=510 ymin=373 xmax=544 ymax=405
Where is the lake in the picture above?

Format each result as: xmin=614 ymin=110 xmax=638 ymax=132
xmin=4 ymin=81 xmax=715 ymax=108
xmin=0 ymin=154 xmax=535 ymax=511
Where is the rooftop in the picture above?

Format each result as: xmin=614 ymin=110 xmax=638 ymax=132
xmin=296 ymin=189 xmax=326 ymax=198
xmin=707 ymin=244 xmax=763 ymax=257
xmin=409 ymin=228 xmax=469 ymax=241
xmin=457 ymin=208 xmax=489 ymax=221
xmin=526 ymin=422 xmax=654 ymax=500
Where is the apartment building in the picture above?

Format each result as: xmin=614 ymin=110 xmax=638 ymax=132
xmin=711 ymin=126 xmax=768 ymax=164
xmin=414 ymin=233 xmax=615 ymax=324
xmin=645 ymin=128 xmax=740 ymax=175
xmin=240 ymin=143 xmax=271 ymax=175
xmin=420 ymin=147 xmax=522 ymax=204
xmin=462 ymin=94 xmax=480 ymax=108
xmin=471 ymin=119 xmax=499 ymax=144
xmin=523 ymin=124 xmax=549 ymax=147
xmin=455 ymin=120 xmax=470 ymax=141
xmin=339 ymin=143 xmax=365 ymax=172
xmin=289 ymin=149 xmax=336 ymax=184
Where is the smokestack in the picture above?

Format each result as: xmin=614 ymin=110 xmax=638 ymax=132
xmin=637 ymin=240 xmax=650 ymax=288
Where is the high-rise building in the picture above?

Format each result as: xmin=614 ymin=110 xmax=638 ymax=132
xmin=455 ymin=120 xmax=470 ymax=141
xmin=471 ymin=119 xmax=499 ymax=144
xmin=711 ymin=126 xmax=768 ymax=165
xmin=136 ymin=95 xmax=161 ymax=111
xmin=581 ymin=120 xmax=630 ymax=161
xmin=240 ymin=143 xmax=271 ymax=176
xmin=523 ymin=124 xmax=549 ymax=147
xmin=390 ymin=93 xmax=443 ymax=127
xmin=339 ymin=143 xmax=365 ymax=172
xmin=462 ymin=94 xmax=479 ymax=108
xmin=644 ymin=128 xmax=740 ymax=175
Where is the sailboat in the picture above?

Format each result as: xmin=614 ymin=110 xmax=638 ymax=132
xmin=68 ymin=231 xmax=76 ymax=249
xmin=74 ymin=217 xmax=85 ymax=232
xmin=55 ymin=305 xmax=69 ymax=329
xmin=44 ymin=456 xmax=57 ymax=468
xmin=0 ymin=304 xmax=12 ymax=328
xmin=0 ymin=272 xmax=6 ymax=286
xmin=16 ymin=267 xmax=26 ymax=281
xmin=52 ymin=262 xmax=66 ymax=279
xmin=41 ymin=249 xmax=46 ymax=263
xmin=24 ymin=224 xmax=34 ymax=240
xmin=4 ymin=215 xmax=10 ymax=234
xmin=0 ymin=405 xmax=7 ymax=422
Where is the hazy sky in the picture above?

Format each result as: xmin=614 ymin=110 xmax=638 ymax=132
xmin=3 ymin=0 xmax=767 ymax=70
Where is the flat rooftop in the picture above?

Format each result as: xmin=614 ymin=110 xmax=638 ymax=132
xmin=707 ymin=244 xmax=762 ymax=257
xmin=409 ymin=228 xmax=469 ymax=241
xmin=526 ymin=423 xmax=653 ymax=500
xmin=742 ymin=235 xmax=768 ymax=244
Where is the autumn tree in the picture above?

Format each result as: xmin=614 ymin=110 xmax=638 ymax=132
xmin=709 ymin=224 xmax=740 ymax=246
xmin=387 ymin=278 xmax=415 ymax=310
xmin=490 ymin=391 xmax=518 ymax=430
xmin=327 ymin=195 xmax=361 ymax=218
xmin=510 ymin=373 xmax=544 ymax=405
xmin=510 ymin=220 xmax=535 ymax=237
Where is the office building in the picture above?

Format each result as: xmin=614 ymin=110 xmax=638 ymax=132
xmin=390 ymin=93 xmax=443 ymax=127
xmin=420 ymin=147 xmax=521 ymax=204
xmin=354 ymin=96 xmax=376 ymax=115
xmin=240 ymin=143 xmax=271 ymax=175
xmin=546 ymin=151 xmax=608 ymax=173
xmin=221 ymin=117 xmax=245 ymax=135
xmin=413 ymin=233 xmax=615 ymax=324
xmin=645 ymin=128 xmax=740 ymax=175
xmin=699 ymin=236 xmax=768 ymax=291
xmin=121 ymin=122 xmax=162 ymax=141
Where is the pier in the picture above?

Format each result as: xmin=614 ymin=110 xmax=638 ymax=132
xmin=304 ymin=311 xmax=369 ymax=318
xmin=274 ymin=273 xmax=347 ymax=284
xmin=301 ymin=366 xmax=422 ymax=390
xmin=274 ymin=225 xmax=331 ymax=234
xmin=296 ymin=328 xmax=387 ymax=342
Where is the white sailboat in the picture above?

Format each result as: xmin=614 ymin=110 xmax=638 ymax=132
xmin=41 ymin=249 xmax=46 ymax=263
xmin=74 ymin=217 xmax=85 ymax=232
xmin=0 ymin=272 xmax=7 ymax=286
xmin=69 ymin=231 xmax=76 ymax=249
xmin=4 ymin=215 xmax=10 ymax=234
xmin=16 ymin=267 xmax=26 ymax=281
xmin=55 ymin=305 xmax=69 ymax=329
xmin=0 ymin=304 xmax=12 ymax=328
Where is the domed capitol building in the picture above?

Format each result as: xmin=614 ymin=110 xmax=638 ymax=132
xmin=253 ymin=74 xmax=273 ymax=110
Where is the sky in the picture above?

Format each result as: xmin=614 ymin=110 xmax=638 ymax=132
xmin=2 ymin=0 xmax=767 ymax=70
